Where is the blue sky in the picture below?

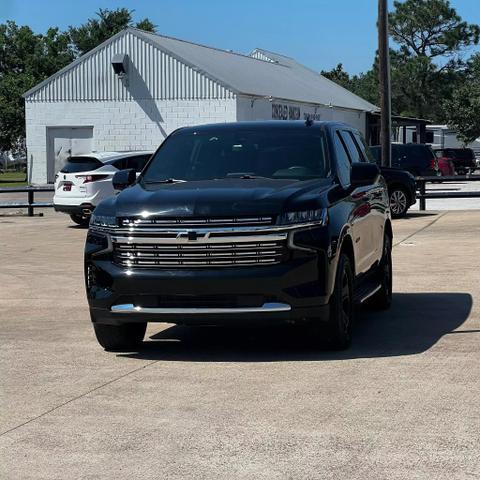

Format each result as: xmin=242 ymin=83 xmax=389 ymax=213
xmin=1 ymin=0 xmax=479 ymax=74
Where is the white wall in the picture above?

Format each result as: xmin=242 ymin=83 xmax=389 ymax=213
xmin=236 ymin=96 xmax=367 ymax=135
xmin=25 ymin=98 xmax=236 ymax=184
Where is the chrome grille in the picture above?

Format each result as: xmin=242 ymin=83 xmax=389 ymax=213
xmin=120 ymin=216 xmax=274 ymax=229
xmin=112 ymin=238 xmax=287 ymax=268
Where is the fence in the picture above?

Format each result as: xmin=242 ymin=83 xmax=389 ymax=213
xmin=0 ymin=186 xmax=54 ymax=216
xmin=416 ymin=175 xmax=480 ymax=211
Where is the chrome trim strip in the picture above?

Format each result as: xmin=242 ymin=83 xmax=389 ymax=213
xmin=111 ymin=233 xmax=289 ymax=245
xmin=111 ymin=302 xmax=292 ymax=314
xmin=92 ymin=219 xmax=327 ymax=236
xmin=121 ymin=216 xmax=274 ymax=227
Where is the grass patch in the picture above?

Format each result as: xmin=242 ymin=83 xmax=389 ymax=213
xmin=0 ymin=171 xmax=27 ymax=187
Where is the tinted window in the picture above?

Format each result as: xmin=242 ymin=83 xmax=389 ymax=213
xmin=369 ymin=146 xmax=381 ymax=163
xmin=125 ymin=154 xmax=151 ymax=172
xmin=333 ymin=132 xmax=351 ymax=187
xmin=353 ymin=132 xmax=376 ymax=163
xmin=446 ymin=149 xmax=474 ymax=160
xmin=143 ymin=129 xmax=329 ymax=182
xmin=60 ymin=157 xmax=102 ymax=173
xmin=110 ymin=158 xmax=126 ymax=170
xmin=340 ymin=131 xmax=364 ymax=163
xmin=392 ymin=145 xmax=434 ymax=163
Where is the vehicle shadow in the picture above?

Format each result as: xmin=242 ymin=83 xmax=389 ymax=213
xmin=118 ymin=292 xmax=472 ymax=362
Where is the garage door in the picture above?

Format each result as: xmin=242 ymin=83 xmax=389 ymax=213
xmin=46 ymin=127 xmax=94 ymax=183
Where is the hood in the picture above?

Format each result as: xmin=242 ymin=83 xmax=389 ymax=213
xmin=112 ymin=177 xmax=333 ymax=218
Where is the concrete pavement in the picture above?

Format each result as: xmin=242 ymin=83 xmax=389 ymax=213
xmin=1 ymin=210 xmax=479 ymax=479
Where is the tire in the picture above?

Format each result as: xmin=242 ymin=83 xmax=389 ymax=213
xmin=93 ymin=322 xmax=147 ymax=351
xmin=325 ymin=253 xmax=355 ymax=350
xmin=368 ymin=235 xmax=392 ymax=310
xmin=70 ymin=213 xmax=90 ymax=227
xmin=389 ymin=187 xmax=409 ymax=218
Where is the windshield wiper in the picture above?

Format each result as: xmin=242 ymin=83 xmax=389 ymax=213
xmin=144 ymin=178 xmax=187 ymax=184
xmin=225 ymin=173 xmax=268 ymax=179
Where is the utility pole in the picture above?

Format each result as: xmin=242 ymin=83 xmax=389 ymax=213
xmin=378 ymin=0 xmax=391 ymax=167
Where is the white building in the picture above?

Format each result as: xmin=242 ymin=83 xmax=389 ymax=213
xmin=23 ymin=28 xmax=378 ymax=184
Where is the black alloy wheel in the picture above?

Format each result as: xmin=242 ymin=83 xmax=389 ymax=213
xmin=326 ymin=253 xmax=354 ymax=350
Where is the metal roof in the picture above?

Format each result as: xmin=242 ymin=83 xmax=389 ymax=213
xmin=249 ymin=48 xmax=378 ymax=111
xmin=135 ymin=30 xmax=378 ymax=111
xmin=24 ymin=28 xmax=378 ymax=112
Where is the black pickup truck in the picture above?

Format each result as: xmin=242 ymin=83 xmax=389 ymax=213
xmin=85 ymin=121 xmax=393 ymax=351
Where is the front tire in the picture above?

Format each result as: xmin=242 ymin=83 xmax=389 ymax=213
xmin=325 ymin=253 xmax=354 ymax=350
xmin=93 ymin=322 xmax=147 ymax=351
xmin=389 ymin=187 xmax=409 ymax=218
xmin=70 ymin=213 xmax=90 ymax=227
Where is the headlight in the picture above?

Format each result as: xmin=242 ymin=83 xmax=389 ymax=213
xmin=279 ymin=208 xmax=327 ymax=225
xmin=89 ymin=213 xmax=117 ymax=228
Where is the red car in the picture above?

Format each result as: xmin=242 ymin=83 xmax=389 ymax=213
xmin=434 ymin=148 xmax=475 ymax=175
xmin=435 ymin=152 xmax=455 ymax=177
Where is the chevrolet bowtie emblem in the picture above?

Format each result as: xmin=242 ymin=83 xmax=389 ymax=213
xmin=176 ymin=231 xmax=208 ymax=242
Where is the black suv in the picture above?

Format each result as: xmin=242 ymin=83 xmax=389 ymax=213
xmin=85 ymin=121 xmax=392 ymax=351
xmin=370 ymin=143 xmax=438 ymax=177
xmin=361 ymin=147 xmax=416 ymax=218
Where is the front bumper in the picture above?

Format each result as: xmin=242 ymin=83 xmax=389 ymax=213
xmin=85 ymin=228 xmax=333 ymax=326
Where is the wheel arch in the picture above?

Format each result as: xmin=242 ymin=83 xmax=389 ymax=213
xmin=338 ymin=233 xmax=355 ymax=277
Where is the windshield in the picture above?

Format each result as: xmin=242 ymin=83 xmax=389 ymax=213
xmin=142 ymin=129 xmax=329 ymax=182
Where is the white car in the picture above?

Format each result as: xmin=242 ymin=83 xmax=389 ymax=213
xmin=53 ymin=151 xmax=153 ymax=225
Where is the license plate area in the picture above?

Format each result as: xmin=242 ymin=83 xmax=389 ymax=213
xmin=63 ymin=183 xmax=72 ymax=191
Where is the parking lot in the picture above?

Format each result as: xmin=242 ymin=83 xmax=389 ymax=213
xmin=1 ymin=209 xmax=480 ymax=479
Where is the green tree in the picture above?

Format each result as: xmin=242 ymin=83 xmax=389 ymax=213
xmin=69 ymin=8 xmax=156 ymax=56
xmin=388 ymin=0 xmax=479 ymax=120
xmin=321 ymin=63 xmax=379 ymax=106
xmin=389 ymin=0 xmax=479 ymax=60
xmin=321 ymin=63 xmax=353 ymax=90
xmin=0 ymin=22 xmax=74 ymax=151
xmin=0 ymin=9 xmax=156 ymax=152
xmin=323 ymin=1 xmax=479 ymax=122
xmin=443 ymin=54 xmax=480 ymax=145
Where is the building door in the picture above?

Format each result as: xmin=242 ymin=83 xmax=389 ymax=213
xmin=46 ymin=127 xmax=93 ymax=183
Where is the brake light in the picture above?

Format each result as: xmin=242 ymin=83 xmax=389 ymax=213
xmin=430 ymin=158 xmax=438 ymax=170
xmin=76 ymin=174 xmax=109 ymax=183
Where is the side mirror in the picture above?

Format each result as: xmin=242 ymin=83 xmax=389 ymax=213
xmin=113 ymin=168 xmax=136 ymax=191
xmin=351 ymin=163 xmax=380 ymax=187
